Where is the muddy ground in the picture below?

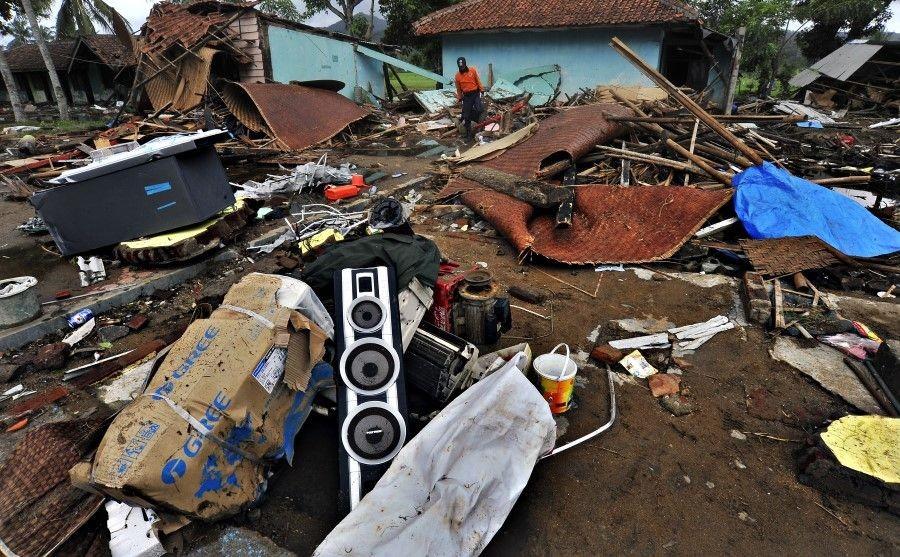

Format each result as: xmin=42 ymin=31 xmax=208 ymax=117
xmin=1 ymin=151 xmax=898 ymax=556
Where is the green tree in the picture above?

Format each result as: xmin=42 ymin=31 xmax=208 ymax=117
xmin=794 ymin=0 xmax=892 ymax=60
xmin=381 ymin=0 xmax=459 ymax=70
xmin=695 ymin=0 xmax=795 ymax=96
xmin=3 ymin=13 xmax=52 ymax=46
xmin=18 ymin=0 xmax=69 ymax=118
xmin=301 ymin=0 xmax=362 ymax=31
xmin=347 ymin=13 xmax=370 ymax=38
xmin=55 ymin=0 xmax=132 ymax=40
xmin=0 ymin=0 xmax=26 ymax=121
xmin=171 ymin=0 xmax=301 ymax=21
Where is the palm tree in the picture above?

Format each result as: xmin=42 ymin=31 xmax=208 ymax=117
xmin=0 ymin=48 xmax=26 ymax=122
xmin=19 ymin=0 xmax=68 ymax=119
xmin=55 ymin=0 xmax=132 ymax=42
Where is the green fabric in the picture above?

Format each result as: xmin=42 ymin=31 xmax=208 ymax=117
xmin=300 ymin=233 xmax=441 ymax=302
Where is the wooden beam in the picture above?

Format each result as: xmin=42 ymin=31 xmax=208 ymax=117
xmin=460 ymin=166 xmax=551 ymax=207
xmin=810 ymin=175 xmax=871 ymax=186
xmin=595 ymin=145 xmax=700 ymax=173
xmin=724 ymin=26 xmax=746 ymax=115
xmin=611 ymin=37 xmax=765 ymax=166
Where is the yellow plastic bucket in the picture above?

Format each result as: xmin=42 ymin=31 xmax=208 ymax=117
xmin=534 ymin=343 xmax=578 ymax=414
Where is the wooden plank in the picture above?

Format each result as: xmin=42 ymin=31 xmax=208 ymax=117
xmin=773 ymin=279 xmax=786 ymax=329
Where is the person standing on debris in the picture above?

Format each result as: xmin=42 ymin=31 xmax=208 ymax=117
xmin=454 ymin=57 xmax=484 ymax=138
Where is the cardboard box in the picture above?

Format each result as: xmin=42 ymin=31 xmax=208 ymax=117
xmin=72 ymin=274 xmax=329 ymax=520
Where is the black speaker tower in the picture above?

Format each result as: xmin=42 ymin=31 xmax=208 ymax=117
xmin=333 ymin=266 xmax=408 ymax=513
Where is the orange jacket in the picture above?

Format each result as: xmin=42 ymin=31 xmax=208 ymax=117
xmin=455 ymin=67 xmax=484 ymax=99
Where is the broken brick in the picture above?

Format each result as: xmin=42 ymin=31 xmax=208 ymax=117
xmin=591 ymin=344 xmax=624 ymax=364
xmin=32 ymin=342 xmax=69 ymax=371
xmin=649 ymin=373 xmax=681 ymax=397
xmin=126 ymin=314 xmax=149 ymax=331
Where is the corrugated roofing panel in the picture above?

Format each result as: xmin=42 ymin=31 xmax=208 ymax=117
xmin=790 ymin=43 xmax=883 ymax=87
xmin=483 ymin=104 xmax=629 ymax=178
xmin=453 ymin=183 xmax=732 ymax=263
xmin=222 ymin=82 xmax=370 ymax=151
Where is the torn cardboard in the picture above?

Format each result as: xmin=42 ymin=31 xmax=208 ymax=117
xmin=72 ymin=273 xmax=329 ymax=520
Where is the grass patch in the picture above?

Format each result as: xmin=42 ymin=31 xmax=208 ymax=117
xmin=388 ymin=71 xmax=441 ymax=93
xmin=6 ymin=118 xmax=108 ymax=134
xmin=734 ymin=74 xmax=798 ymax=100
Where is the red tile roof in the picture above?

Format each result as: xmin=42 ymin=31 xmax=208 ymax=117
xmin=4 ymin=40 xmax=76 ymax=72
xmin=141 ymin=0 xmax=258 ymax=56
xmin=414 ymin=0 xmax=700 ymax=35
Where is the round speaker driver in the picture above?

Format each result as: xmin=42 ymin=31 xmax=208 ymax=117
xmin=348 ymin=295 xmax=386 ymax=333
xmin=341 ymin=401 xmax=406 ymax=465
xmin=338 ymin=338 xmax=400 ymax=396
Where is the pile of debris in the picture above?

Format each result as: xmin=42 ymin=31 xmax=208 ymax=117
xmin=0 ymin=18 xmax=897 ymax=556
xmin=789 ymin=38 xmax=900 ymax=114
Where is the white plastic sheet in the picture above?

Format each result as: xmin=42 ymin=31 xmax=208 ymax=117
xmin=0 ymin=276 xmax=36 ymax=298
xmin=234 ymin=156 xmax=352 ymax=200
xmin=274 ymin=274 xmax=335 ymax=339
xmin=314 ymin=354 xmax=555 ymax=557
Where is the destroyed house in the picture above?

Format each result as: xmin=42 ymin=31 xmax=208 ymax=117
xmin=68 ymin=35 xmax=136 ymax=105
xmin=414 ymin=0 xmax=737 ymax=107
xmin=139 ymin=1 xmax=426 ymax=112
xmin=0 ymin=36 xmax=133 ymax=107
xmin=789 ymin=37 xmax=899 ymax=110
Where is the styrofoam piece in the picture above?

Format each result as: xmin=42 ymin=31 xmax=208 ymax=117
xmin=106 ymin=500 xmax=165 ymax=557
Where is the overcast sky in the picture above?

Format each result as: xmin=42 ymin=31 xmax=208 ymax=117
xmin=16 ymin=0 xmax=900 ymax=38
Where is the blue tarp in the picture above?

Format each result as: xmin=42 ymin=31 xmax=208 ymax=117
xmin=733 ymin=162 xmax=900 ymax=258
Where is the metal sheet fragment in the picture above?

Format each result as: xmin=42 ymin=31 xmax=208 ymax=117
xmin=484 ymin=104 xmax=631 ymax=178
xmin=222 ymin=82 xmax=370 ymax=151
xmin=437 ymin=104 xmax=729 ymax=263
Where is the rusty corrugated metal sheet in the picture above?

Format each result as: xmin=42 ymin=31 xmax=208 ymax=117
xmin=740 ymin=236 xmax=843 ymax=275
xmin=0 ymin=418 xmax=107 ymax=556
xmin=138 ymin=2 xmax=258 ymax=111
xmin=222 ymin=82 xmax=370 ymax=151
xmin=455 ymin=183 xmax=732 ymax=264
